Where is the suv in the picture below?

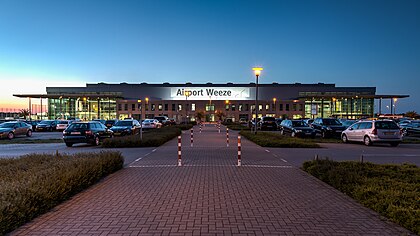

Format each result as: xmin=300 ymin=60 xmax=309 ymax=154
xmin=63 ymin=121 xmax=113 ymax=147
xmin=154 ymin=116 xmax=170 ymax=126
xmin=257 ymin=116 xmax=277 ymax=131
xmin=341 ymin=120 xmax=402 ymax=146
xmin=311 ymin=118 xmax=346 ymax=138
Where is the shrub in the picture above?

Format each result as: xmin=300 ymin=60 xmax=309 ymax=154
xmin=303 ymin=160 xmax=420 ymax=235
xmin=0 ymin=151 xmax=124 ymax=235
xmin=239 ymin=131 xmax=320 ymax=148
xmin=102 ymin=126 xmax=183 ymax=148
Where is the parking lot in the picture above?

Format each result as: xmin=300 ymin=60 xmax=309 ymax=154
xmin=1 ymin=128 xmax=419 ymax=167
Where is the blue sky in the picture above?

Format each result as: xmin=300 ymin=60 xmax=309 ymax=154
xmin=0 ymin=0 xmax=419 ymax=113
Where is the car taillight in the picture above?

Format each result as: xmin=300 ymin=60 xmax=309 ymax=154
xmin=372 ymin=129 xmax=377 ymax=135
xmin=85 ymin=130 xmax=93 ymax=135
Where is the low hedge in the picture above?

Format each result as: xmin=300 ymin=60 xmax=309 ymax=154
xmin=102 ymin=125 xmax=185 ymax=148
xmin=0 ymin=151 xmax=124 ymax=235
xmin=239 ymin=131 xmax=320 ymax=148
xmin=225 ymin=123 xmax=251 ymax=131
xmin=303 ymin=160 xmax=419 ymax=235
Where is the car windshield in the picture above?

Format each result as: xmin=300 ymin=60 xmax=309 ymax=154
xmin=375 ymin=121 xmax=399 ymax=129
xmin=115 ymin=121 xmax=132 ymax=126
xmin=39 ymin=120 xmax=53 ymax=124
xmin=323 ymin=119 xmax=341 ymax=125
xmin=68 ymin=123 xmax=89 ymax=130
xmin=0 ymin=123 xmax=15 ymax=128
xmin=292 ymin=121 xmax=308 ymax=127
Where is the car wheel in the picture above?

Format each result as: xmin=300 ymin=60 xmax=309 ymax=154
xmin=65 ymin=142 xmax=73 ymax=147
xmin=341 ymin=134 xmax=348 ymax=143
xmin=26 ymin=130 xmax=32 ymax=137
xmin=280 ymin=130 xmax=284 ymax=135
xmin=7 ymin=132 xmax=14 ymax=140
xmin=364 ymin=136 xmax=372 ymax=146
xmin=94 ymin=136 xmax=100 ymax=146
xmin=390 ymin=142 xmax=400 ymax=147
xmin=291 ymin=131 xmax=296 ymax=137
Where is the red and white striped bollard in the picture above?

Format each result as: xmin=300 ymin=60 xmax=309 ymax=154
xmin=238 ymin=135 xmax=241 ymax=166
xmin=178 ymin=136 xmax=182 ymax=166
xmin=190 ymin=129 xmax=193 ymax=147
xmin=226 ymin=127 xmax=229 ymax=147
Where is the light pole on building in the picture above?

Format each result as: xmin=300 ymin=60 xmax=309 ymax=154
xmin=252 ymin=67 xmax=263 ymax=134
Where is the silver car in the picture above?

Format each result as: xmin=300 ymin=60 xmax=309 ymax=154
xmin=341 ymin=120 xmax=402 ymax=146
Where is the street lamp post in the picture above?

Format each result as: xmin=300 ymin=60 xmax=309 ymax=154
xmin=252 ymin=67 xmax=263 ymax=134
xmin=393 ymin=98 xmax=397 ymax=115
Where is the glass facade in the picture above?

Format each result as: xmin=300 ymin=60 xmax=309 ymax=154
xmin=304 ymin=97 xmax=374 ymax=119
xmin=48 ymin=97 xmax=117 ymax=120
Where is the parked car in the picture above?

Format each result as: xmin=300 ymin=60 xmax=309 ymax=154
xmin=35 ymin=120 xmax=57 ymax=132
xmin=311 ymin=118 xmax=346 ymax=138
xmin=0 ymin=121 xmax=33 ymax=139
xmin=63 ymin=121 xmax=113 ymax=147
xmin=279 ymin=120 xmax=316 ymax=138
xmin=275 ymin=118 xmax=283 ymax=130
xmin=110 ymin=120 xmax=141 ymax=136
xmin=167 ymin=118 xmax=176 ymax=126
xmin=25 ymin=120 xmax=39 ymax=130
xmin=402 ymin=121 xmax=420 ymax=137
xmin=142 ymin=119 xmax=162 ymax=129
xmin=154 ymin=116 xmax=170 ymax=126
xmin=340 ymin=119 xmax=357 ymax=129
xmin=56 ymin=120 xmax=70 ymax=131
xmin=341 ymin=120 xmax=402 ymax=146
xmin=257 ymin=116 xmax=277 ymax=131
xmin=105 ymin=119 xmax=118 ymax=128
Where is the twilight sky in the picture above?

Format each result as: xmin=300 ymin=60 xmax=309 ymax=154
xmin=0 ymin=0 xmax=419 ymax=113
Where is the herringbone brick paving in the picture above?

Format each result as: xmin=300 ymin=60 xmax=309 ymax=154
xmin=12 ymin=124 xmax=413 ymax=235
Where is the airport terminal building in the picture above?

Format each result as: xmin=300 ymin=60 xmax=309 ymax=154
xmin=14 ymin=82 xmax=408 ymax=122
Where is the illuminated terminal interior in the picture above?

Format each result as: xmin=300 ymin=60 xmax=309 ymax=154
xmin=14 ymin=83 xmax=408 ymax=122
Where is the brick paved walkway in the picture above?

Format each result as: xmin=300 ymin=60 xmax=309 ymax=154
xmin=12 ymin=124 xmax=412 ymax=235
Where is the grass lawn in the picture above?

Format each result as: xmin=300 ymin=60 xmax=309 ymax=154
xmin=303 ymin=160 xmax=419 ymax=235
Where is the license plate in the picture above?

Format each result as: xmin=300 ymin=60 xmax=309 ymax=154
xmin=71 ymin=132 xmax=81 ymax=135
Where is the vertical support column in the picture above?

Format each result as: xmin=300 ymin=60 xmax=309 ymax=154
xmin=238 ymin=135 xmax=241 ymax=166
xmin=190 ymin=129 xmax=193 ymax=147
xmin=226 ymin=127 xmax=229 ymax=147
xmin=178 ymin=136 xmax=182 ymax=166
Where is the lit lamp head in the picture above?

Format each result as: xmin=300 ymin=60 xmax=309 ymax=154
xmin=252 ymin=67 xmax=263 ymax=76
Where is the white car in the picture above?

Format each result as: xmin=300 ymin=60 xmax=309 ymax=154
xmin=56 ymin=120 xmax=70 ymax=131
xmin=141 ymin=119 xmax=162 ymax=129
